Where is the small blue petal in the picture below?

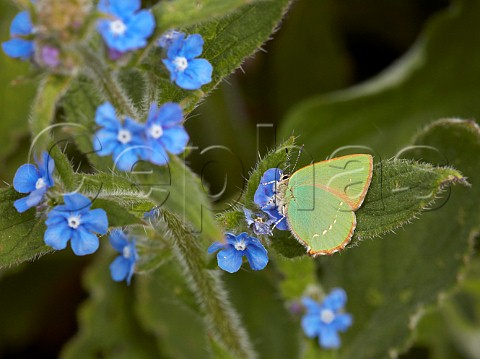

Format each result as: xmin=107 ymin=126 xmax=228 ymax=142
xmin=10 ymin=11 xmax=33 ymax=36
xmin=323 ymin=288 xmax=348 ymax=312
xmin=243 ymin=208 xmax=255 ymax=226
xmin=82 ymin=208 xmax=109 ymax=234
xmin=208 ymin=241 xmax=226 ymax=254
xmin=111 ymin=0 xmax=141 ymax=17
xmin=217 ymin=247 xmax=243 ymax=273
xmin=146 ymin=142 xmax=169 ymax=166
xmin=175 ymin=71 xmax=203 ymax=91
xmin=109 ymin=229 xmax=129 ymax=252
xmin=44 ymin=222 xmax=71 ymax=250
xmin=319 ymin=326 xmax=341 ymax=349
xmin=302 ymin=297 xmax=322 ymax=314
xmin=162 ymin=59 xmax=178 ymax=82
xmin=161 ymin=126 xmax=189 ymax=154
xmin=95 ymin=102 xmax=119 ymax=129
xmin=110 ymin=255 xmax=130 ymax=282
xmin=13 ymin=189 xmax=44 ymax=213
xmin=124 ymin=118 xmax=144 ymax=133
xmin=128 ymin=10 xmax=155 ymax=39
xmin=158 ymin=30 xmax=182 ymax=48
xmin=166 ymin=33 xmax=186 ymax=59
xmin=13 ymin=164 xmax=39 ymax=193
xmin=93 ymin=128 xmax=118 ymax=156
xmin=113 ymin=146 xmax=142 ymax=171
xmin=151 ymin=102 xmax=183 ymax=127
xmin=184 ymin=58 xmax=213 ymax=84
xmin=182 ymin=34 xmax=204 ymax=59
xmin=45 ymin=212 xmax=68 ymax=226
xmin=2 ymin=38 xmax=34 ymax=59
xmin=333 ymin=313 xmax=353 ymax=331
xmin=245 ymin=242 xmax=268 ymax=271
xmin=64 ymin=193 xmax=92 ymax=212
xmin=71 ymin=228 xmax=100 ymax=256
xmin=37 ymin=152 xmax=55 ymax=186
xmin=224 ymin=232 xmax=238 ymax=245
xmin=301 ymin=313 xmax=321 ymax=338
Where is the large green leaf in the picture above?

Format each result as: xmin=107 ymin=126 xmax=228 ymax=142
xmin=61 ymin=249 xmax=162 ymax=359
xmin=280 ymin=0 xmax=480 ymax=159
xmin=312 ymin=120 xmax=479 ymax=359
xmin=147 ymin=0 xmax=292 ymax=113
xmin=0 ymin=188 xmax=51 ymax=268
xmin=135 ymin=259 xmax=211 ymax=359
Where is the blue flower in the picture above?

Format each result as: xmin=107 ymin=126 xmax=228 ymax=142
xmin=253 ymin=168 xmax=288 ymax=231
xmin=163 ymin=33 xmax=213 ymax=90
xmin=93 ymin=102 xmax=145 ymax=171
xmin=208 ymin=232 xmax=268 ymax=273
xmin=44 ymin=193 xmax=108 ymax=256
xmin=143 ymin=102 xmax=189 ymax=165
xmin=109 ymin=229 xmax=138 ymax=285
xmin=13 ymin=152 xmax=55 ymax=213
xmin=243 ymin=207 xmax=276 ymax=236
xmin=2 ymin=11 xmax=35 ymax=60
xmin=97 ymin=0 xmax=155 ymax=53
xmin=301 ymin=288 xmax=353 ymax=349
xmin=158 ymin=30 xmax=182 ymax=48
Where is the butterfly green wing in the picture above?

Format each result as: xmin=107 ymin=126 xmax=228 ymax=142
xmin=287 ymin=154 xmax=373 ymax=210
xmin=285 ymin=154 xmax=373 ymax=255
xmin=286 ymin=185 xmax=356 ymax=255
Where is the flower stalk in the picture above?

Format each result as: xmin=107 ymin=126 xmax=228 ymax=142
xmin=153 ymin=209 xmax=257 ymax=359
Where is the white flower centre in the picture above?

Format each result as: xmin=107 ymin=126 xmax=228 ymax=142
xmin=35 ymin=177 xmax=46 ymax=190
xmin=68 ymin=215 xmax=82 ymax=229
xmin=123 ymin=245 xmax=132 ymax=258
xmin=234 ymin=239 xmax=247 ymax=251
xmin=320 ymin=309 xmax=335 ymax=324
xmin=149 ymin=124 xmax=164 ymax=139
xmin=117 ymin=129 xmax=132 ymax=144
xmin=110 ymin=19 xmax=127 ymax=36
xmin=173 ymin=56 xmax=188 ymax=72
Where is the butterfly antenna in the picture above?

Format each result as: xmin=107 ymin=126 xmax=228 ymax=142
xmin=287 ymin=145 xmax=304 ymax=174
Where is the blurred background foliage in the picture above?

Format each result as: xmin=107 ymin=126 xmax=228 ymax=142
xmin=1 ymin=0 xmax=479 ymax=358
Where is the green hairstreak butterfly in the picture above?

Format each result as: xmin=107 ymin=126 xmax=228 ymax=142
xmin=277 ymin=154 xmax=373 ymax=256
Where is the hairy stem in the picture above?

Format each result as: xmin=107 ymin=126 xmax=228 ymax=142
xmin=80 ymin=47 xmax=138 ymax=119
xmin=30 ymin=75 xmax=72 ymax=152
xmin=154 ymin=210 xmax=257 ymax=359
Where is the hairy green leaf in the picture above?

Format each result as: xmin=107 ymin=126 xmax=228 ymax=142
xmin=134 ymin=155 xmax=223 ymax=245
xmin=147 ymin=0 xmax=291 ymax=113
xmin=0 ymin=188 xmax=51 ymax=268
xmin=314 ymin=120 xmax=479 ymax=359
xmin=353 ymin=159 xmax=467 ymax=242
xmin=30 ymin=75 xmax=72 ymax=152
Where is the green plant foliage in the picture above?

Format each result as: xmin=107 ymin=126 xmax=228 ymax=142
xmin=135 ymin=259 xmax=211 ymax=358
xmin=152 ymin=209 xmax=256 ymax=358
xmin=354 ymin=159 xmax=466 ymax=242
xmin=0 ymin=1 xmax=36 ymax=174
xmin=61 ymin=249 xmax=162 ymax=359
xmin=223 ymin=269 xmax=301 ymax=359
xmin=305 ymin=120 xmax=478 ymax=359
xmin=280 ymin=0 xmax=480 ymax=158
xmin=0 ymin=188 xmax=51 ymax=268
xmin=147 ymin=0 xmax=292 ymax=113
